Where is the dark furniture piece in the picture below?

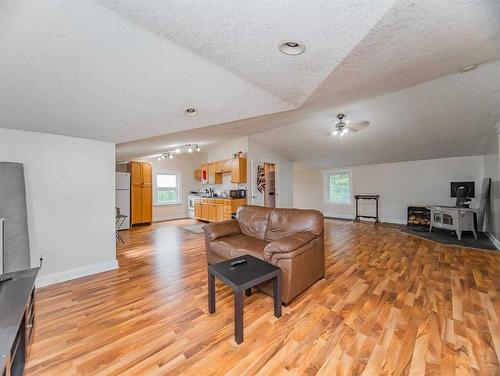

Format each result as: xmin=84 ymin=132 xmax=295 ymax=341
xmin=204 ymin=205 xmax=324 ymax=304
xmin=115 ymin=213 xmax=127 ymax=244
xmin=1 ymin=267 xmax=39 ymax=376
xmin=353 ymin=194 xmax=380 ymax=223
xmin=407 ymin=206 xmax=431 ymax=231
xmin=208 ymin=254 xmax=281 ymax=344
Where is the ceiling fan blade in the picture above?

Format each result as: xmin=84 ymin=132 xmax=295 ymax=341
xmin=313 ymin=127 xmax=334 ymax=136
xmin=347 ymin=121 xmax=369 ymax=131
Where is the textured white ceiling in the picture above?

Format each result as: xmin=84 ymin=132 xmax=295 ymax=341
xmin=0 ymin=0 xmax=395 ymax=143
xmin=95 ymin=0 xmax=396 ymax=106
xmin=2 ymin=0 xmax=500 ymax=168
xmin=253 ymin=60 xmax=500 ymax=169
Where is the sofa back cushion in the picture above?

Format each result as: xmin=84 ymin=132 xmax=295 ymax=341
xmin=236 ymin=205 xmax=272 ymax=240
xmin=265 ymin=208 xmax=323 ymax=241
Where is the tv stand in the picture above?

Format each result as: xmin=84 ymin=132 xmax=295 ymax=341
xmin=0 ymin=268 xmax=39 ymax=376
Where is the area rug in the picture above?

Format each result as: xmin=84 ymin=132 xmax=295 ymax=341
xmin=180 ymin=224 xmax=205 ymax=234
xmin=401 ymin=225 xmax=497 ymax=251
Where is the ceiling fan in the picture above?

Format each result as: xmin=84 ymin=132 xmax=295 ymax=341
xmin=314 ymin=113 xmax=370 ymax=138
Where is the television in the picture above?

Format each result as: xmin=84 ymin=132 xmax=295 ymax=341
xmin=450 ymin=181 xmax=475 ymax=198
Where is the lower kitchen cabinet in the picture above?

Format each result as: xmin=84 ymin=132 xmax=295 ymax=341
xmin=194 ymin=198 xmax=246 ymax=222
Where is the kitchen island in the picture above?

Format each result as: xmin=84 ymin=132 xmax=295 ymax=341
xmin=194 ymin=198 xmax=246 ymax=222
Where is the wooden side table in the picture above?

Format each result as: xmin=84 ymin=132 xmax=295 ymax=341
xmin=208 ymin=255 xmax=281 ymax=344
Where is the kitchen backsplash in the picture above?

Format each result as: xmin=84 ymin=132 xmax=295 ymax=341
xmin=200 ymin=174 xmax=247 ymax=196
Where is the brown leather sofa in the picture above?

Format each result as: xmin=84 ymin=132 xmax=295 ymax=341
xmin=204 ymin=205 xmax=325 ymax=304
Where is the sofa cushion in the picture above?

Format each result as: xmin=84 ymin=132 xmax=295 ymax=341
xmin=236 ymin=205 xmax=272 ymax=240
xmin=265 ymin=208 xmax=323 ymax=241
xmin=210 ymin=234 xmax=270 ymax=260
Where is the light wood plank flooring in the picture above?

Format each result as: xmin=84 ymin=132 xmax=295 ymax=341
xmin=26 ymin=219 xmax=499 ymax=375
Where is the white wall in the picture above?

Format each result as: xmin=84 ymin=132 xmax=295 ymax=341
xmin=483 ymin=133 xmax=500 ymax=243
xmin=294 ymin=155 xmax=485 ymax=224
xmin=207 ymin=137 xmax=248 ymax=162
xmin=204 ymin=137 xmax=249 ymax=194
xmin=0 ymin=128 xmax=117 ymax=286
xmin=146 ymin=153 xmax=203 ymax=221
xmin=248 ymin=137 xmax=293 ymax=208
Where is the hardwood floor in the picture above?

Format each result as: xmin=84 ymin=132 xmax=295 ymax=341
xmin=26 ymin=219 xmax=499 ymax=375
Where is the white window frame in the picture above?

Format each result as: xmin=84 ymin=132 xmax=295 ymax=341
xmin=324 ymin=169 xmax=353 ymax=205
xmin=154 ymin=171 xmax=182 ymax=206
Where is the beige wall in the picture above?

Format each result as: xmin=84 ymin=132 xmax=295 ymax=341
xmin=147 ymin=153 xmax=203 ymax=221
xmin=483 ymin=133 xmax=500 ymax=243
xmin=248 ymin=137 xmax=293 ymax=208
xmin=0 ymin=128 xmax=117 ymax=286
xmin=294 ymin=155 xmax=486 ymax=224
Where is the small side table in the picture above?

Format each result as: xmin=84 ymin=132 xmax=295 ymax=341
xmin=208 ymin=255 xmax=281 ymax=344
xmin=353 ymin=194 xmax=380 ymax=224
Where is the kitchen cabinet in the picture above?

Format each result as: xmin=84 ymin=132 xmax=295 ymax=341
xmin=199 ymin=157 xmax=247 ymax=185
xmin=128 ymin=161 xmax=153 ymax=225
xmin=231 ymin=157 xmax=247 ymax=183
xmin=214 ymin=161 xmax=224 ymax=174
xmin=194 ymin=169 xmax=201 ymax=181
xmin=208 ymin=163 xmax=222 ymax=184
xmin=194 ymin=198 xmax=246 ymax=222
xmin=223 ymin=159 xmax=233 ymax=172
xmin=194 ymin=202 xmax=202 ymax=218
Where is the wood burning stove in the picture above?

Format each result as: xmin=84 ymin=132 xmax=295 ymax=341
xmin=407 ymin=206 xmax=431 ymax=231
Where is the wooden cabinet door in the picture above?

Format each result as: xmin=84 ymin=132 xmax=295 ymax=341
xmin=201 ymin=204 xmax=209 ymax=220
xmin=129 ymin=162 xmax=142 ymax=185
xmin=231 ymin=158 xmax=247 ymax=183
xmin=216 ymin=205 xmax=224 ymax=222
xmin=131 ymin=186 xmax=143 ymax=224
xmin=142 ymin=186 xmax=152 ymax=222
xmin=194 ymin=203 xmax=201 ymax=218
xmin=231 ymin=159 xmax=239 ymax=183
xmin=214 ymin=161 xmax=223 ymax=173
xmin=208 ymin=163 xmax=215 ymax=184
xmin=141 ymin=162 xmax=152 ymax=186
xmin=223 ymin=159 xmax=232 ymax=172
xmin=208 ymin=204 xmax=216 ymax=221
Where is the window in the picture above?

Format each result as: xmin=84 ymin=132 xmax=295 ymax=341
xmin=325 ymin=170 xmax=352 ymax=204
xmin=155 ymin=171 xmax=181 ymax=205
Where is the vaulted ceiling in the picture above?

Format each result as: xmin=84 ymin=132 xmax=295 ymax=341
xmin=1 ymin=0 xmax=500 ymax=167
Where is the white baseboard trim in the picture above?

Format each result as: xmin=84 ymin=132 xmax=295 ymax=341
xmin=487 ymin=232 xmax=500 ymax=250
xmin=35 ymin=259 xmax=119 ymax=288
xmin=323 ymin=212 xmax=405 ymax=225
xmin=154 ymin=215 xmax=189 ymax=222
xmin=323 ymin=213 xmax=354 ymax=220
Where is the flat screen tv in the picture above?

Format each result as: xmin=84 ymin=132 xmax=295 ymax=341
xmin=450 ymin=181 xmax=475 ymax=198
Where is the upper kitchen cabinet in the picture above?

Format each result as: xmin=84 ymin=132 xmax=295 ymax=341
xmin=200 ymin=157 xmax=246 ymax=184
xmin=231 ymin=157 xmax=247 ymax=183
xmin=208 ymin=162 xmax=222 ymax=184
xmin=223 ymin=159 xmax=233 ymax=172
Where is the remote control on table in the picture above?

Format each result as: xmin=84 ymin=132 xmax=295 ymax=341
xmin=230 ymin=259 xmax=247 ymax=267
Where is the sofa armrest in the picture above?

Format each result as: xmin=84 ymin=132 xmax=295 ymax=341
xmin=203 ymin=219 xmax=241 ymax=241
xmin=263 ymin=232 xmax=317 ymax=262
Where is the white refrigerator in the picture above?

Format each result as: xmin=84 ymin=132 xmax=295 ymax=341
xmin=115 ymin=172 xmax=130 ymax=230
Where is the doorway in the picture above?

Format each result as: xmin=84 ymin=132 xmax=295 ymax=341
xmin=264 ymin=163 xmax=277 ymax=208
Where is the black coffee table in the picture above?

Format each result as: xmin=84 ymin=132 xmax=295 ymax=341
xmin=208 ymin=254 xmax=281 ymax=344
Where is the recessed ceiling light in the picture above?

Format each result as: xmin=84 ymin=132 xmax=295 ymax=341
xmin=459 ymin=64 xmax=478 ymax=73
xmin=279 ymin=41 xmax=305 ymax=55
xmin=184 ymin=107 xmax=198 ymax=117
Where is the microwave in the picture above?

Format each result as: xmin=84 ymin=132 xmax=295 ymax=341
xmin=230 ymin=189 xmax=246 ymax=199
